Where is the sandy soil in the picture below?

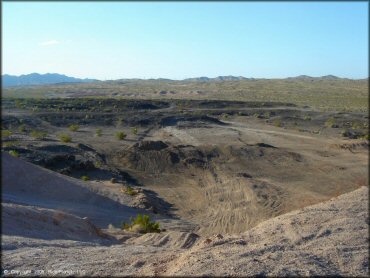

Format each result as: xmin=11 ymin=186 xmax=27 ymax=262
xmin=2 ymin=152 xmax=368 ymax=276
xmin=120 ymin=116 xmax=368 ymax=235
xmin=2 ymin=99 xmax=368 ymax=276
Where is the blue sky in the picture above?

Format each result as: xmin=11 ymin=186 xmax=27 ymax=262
xmin=3 ymin=2 xmax=368 ymax=80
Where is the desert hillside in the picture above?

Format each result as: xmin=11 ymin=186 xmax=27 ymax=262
xmin=2 ymin=153 xmax=368 ymax=276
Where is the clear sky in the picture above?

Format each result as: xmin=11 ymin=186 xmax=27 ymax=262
xmin=2 ymin=1 xmax=368 ymax=80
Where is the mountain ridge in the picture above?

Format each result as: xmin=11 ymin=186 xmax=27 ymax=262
xmin=2 ymin=73 xmax=364 ymax=87
xmin=2 ymin=73 xmax=99 ymax=87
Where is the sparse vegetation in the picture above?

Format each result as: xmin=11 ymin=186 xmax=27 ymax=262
xmin=131 ymin=127 xmax=138 ymax=135
xmin=351 ymin=122 xmax=362 ymax=130
xmin=2 ymin=77 xmax=368 ymax=113
xmin=18 ymin=124 xmax=26 ymax=133
xmin=95 ymin=128 xmax=102 ymax=137
xmin=121 ymin=214 xmax=160 ymax=233
xmin=58 ymin=133 xmax=72 ymax=143
xmin=273 ymin=119 xmax=282 ymax=127
xmin=123 ymin=185 xmax=137 ymax=196
xmin=116 ymin=117 xmax=124 ymax=127
xmin=116 ymin=131 xmax=126 ymax=140
xmin=3 ymin=140 xmax=20 ymax=147
xmin=8 ymin=150 xmax=20 ymax=157
xmin=2 ymin=130 xmax=12 ymax=138
xmin=263 ymin=111 xmax=271 ymax=119
xmin=30 ymin=130 xmax=47 ymax=139
xmin=68 ymin=124 xmax=80 ymax=132
xmin=81 ymin=175 xmax=89 ymax=181
xmin=325 ymin=118 xmax=336 ymax=128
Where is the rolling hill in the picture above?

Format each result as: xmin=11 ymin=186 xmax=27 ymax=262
xmin=2 ymin=73 xmax=98 ymax=87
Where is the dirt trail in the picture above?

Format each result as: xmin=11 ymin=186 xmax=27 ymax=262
xmin=134 ymin=118 xmax=368 ymax=235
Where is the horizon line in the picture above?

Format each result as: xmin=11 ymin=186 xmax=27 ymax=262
xmin=2 ymin=72 xmax=369 ymax=81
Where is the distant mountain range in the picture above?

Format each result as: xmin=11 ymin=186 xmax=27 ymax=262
xmin=184 ymin=76 xmax=251 ymax=82
xmin=2 ymin=73 xmax=98 ymax=87
xmin=286 ymin=75 xmax=343 ymax=80
xmin=2 ymin=73 xmax=362 ymax=87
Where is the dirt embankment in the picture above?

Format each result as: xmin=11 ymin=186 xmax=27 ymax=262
xmin=109 ymin=139 xmax=337 ymax=235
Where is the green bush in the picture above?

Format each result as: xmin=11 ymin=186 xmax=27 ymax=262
xmin=351 ymin=122 xmax=362 ymax=130
xmin=15 ymin=99 xmax=22 ymax=108
xmin=121 ymin=214 xmax=160 ymax=234
xmin=131 ymin=127 xmax=138 ymax=135
xmin=116 ymin=131 xmax=126 ymax=140
xmin=273 ymin=119 xmax=282 ymax=127
xmin=81 ymin=175 xmax=89 ymax=181
xmin=263 ymin=111 xmax=271 ymax=118
xmin=325 ymin=118 xmax=336 ymax=128
xmin=58 ymin=133 xmax=72 ymax=143
xmin=304 ymin=115 xmax=312 ymax=121
xmin=116 ymin=117 xmax=124 ymax=127
xmin=68 ymin=124 xmax=80 ymax=132
xmin=8 ymin=150 xmax=19 ymax=157
xmin=124 ymin=185 xmax=137 ymax=196
xmin=18 ymin=124 xmax=26 ymax=133
xmin=31 ymin=130 xmax=47 ymax=139
xmin=95 ymin=128 xmax=102 ymax=137
xmin=2 ymin=130 xmax=12 ymax=138
xmin=3 ymin=140 xmax=19 ymax=147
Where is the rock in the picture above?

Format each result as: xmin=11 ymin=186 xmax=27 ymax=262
xmin=110 ymin=178 xmax=117 ymax=183
xmin=134 ymin=140 xmax=168 ymax=151
xmin=214 ymin=234 xmax=223 ymax=239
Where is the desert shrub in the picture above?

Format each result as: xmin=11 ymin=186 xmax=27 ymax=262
xmin=351 ymin=122 xmax=362 ymax=130
xmin=273 ymin=119 xmax=282 ymax=127
xmin=8 ymin=150 xmax=19 ymax=157
xmin=81 ymin=175 xmax=89 ymax=181
xmin=263 ymin=111 xmax=271 ymax=118
xmin=116 ymin=131 xmax=126 ymax=140
xmin=31 ymin=130 xmax=47 ymax=139
xmin=18 ymin=124 xmax=26 ymax=133
xmin=325 ymin=118 xmax=336 ymax=128
xmin=121 ymin=214 xmax=160 ymax=234
xmin=304 ymin=115 xmax=312 ymax=121
xmin=341 ymin=129 xmax=362 ymax=139
xmin=15 ymin=99 xmax=22 ymax=108
xmin=131 ymin=127 xmax=138 ymax=135
xmin=58 ymin=133 xmax=72 ymax=143
xmin=68 ymin=124 xmax=80 ymax=132
xmin=116 ymin=117 xmax=124 ymax=127
xmin=95 ymin=128 xmax=102 ymax=137
xmin=2 ymin=130 xmax=12 ymax=138
xmin=124 ymin=185 xmax=137 ymax=196
xmin=3 ymin=140 xmax=19 ymax=147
